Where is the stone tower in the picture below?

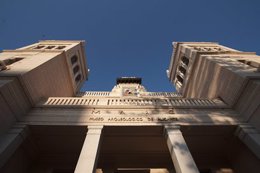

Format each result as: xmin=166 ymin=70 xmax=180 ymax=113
xmin=167 ymin=42 xmax=260 ymax=130
xmin=0 ymin=40 xmax=88 ymax=134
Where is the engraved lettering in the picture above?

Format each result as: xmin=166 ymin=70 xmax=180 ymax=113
xmin=119 ymin=110 xmax=125 ymax=114
xmin=91 ymin=108 xmax=100 ymax=114
xmin=147 ymin=117 xmax=154 ymax=121
xmin=107 ymin=117 xmax=143 ymax=122
xmin=89 ymin=117 xmax=104 ymax=121
xmin=157 ymin=117 xmax=178 ymax=122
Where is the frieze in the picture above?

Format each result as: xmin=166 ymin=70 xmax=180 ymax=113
xmin=89 ymin=109 xmax=175 ymax=116
xmin=88 ymin=116 xmax=178 ymax=123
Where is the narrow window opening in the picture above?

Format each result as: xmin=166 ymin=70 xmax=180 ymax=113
xmin=73 ymin=65 xmax=80 ymax=75
xmin=238 ymin=60 xmax=246 ymax=64
xmin=238 ymin=59 xmax=260 ymax=71
xmin=181 ymin=56 xmax=189 ymax=66
xmin=46 ymin=46 xmax=55 ymax=49
xmin=56 ymin=46 xmax=66 ymax=49
xmin=75 ymin=74 xmax=82 ymax=83
xmin=0 ymin=58 xmax=23 ymax=72
xmin=5 ymin=58 xmax=23 ymax=65
xmin=178 ymin=66 xmax=186 ymax=75
xmin=71 ymin=55 xmax=78 ymax=65
xmin=176 ymin=75 xmax=183 ymax=84
xmin=34 ymin=45 xmax=45 ymax=49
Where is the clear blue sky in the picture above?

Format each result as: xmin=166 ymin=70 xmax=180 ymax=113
xmin=1 ymin=0 xmax=260 ymax=92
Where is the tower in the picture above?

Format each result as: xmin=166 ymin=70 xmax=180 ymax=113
xmin=167 ymin=42 xmax=260 ymax=130
xmin=0 ymin=40 xmax=88 ymax=134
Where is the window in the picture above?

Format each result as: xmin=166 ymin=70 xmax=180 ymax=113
xmin=34 ymin=45 xmax=45 ymax=49
xmin=46 ymin=46 xmax=55 ymax=49
xmin=238 ymin=60 xmax=247 ymax=64
xmin=178 ymin=66 xmax=186 ymax=75
xmin=176 ymin=75 xmax=183 ymax=84
xmin=238 ymin=60 xmax=260 ymax=71
xmin=71 ymin=55 xmax=78 ymax=65
xmin=75 ymin=74 xmax=82 ymax=83
xmin=181 ymin=56 xmax=189 ymax=66
xmin=56 ymin=46 xmax=66 ymax=49
xmin=0 ymin=58 xmax=23 ymax=72
xmin=73 ymin=65 xmax=80 ymax=75
xmin=5 ymin=58 xmax=23 ymax=65
xmin=192 ymin=46 xmax=224 ymax=52
xmin=238 ymin=60 xmax=260 ymax=68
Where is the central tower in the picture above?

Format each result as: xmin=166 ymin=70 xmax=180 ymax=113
xmin=110 ymin=77 xmax=146 ymax=97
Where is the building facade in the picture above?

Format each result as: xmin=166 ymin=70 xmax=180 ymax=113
xmin=0 ymin=41 xmax=260 ymax=173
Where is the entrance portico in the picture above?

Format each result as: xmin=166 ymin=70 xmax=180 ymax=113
xmin=1 ymin=77 xmax=259 ymax=173
xmin=72 ymin=125 xmax=236 ymax=173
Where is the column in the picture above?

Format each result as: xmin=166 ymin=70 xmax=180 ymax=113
xmin=235 ymin=124 xmax=260 ymax=159
xmin=102 ymin=168 xmax=115 ymax=173
xmin=164 ymin=126 xmax=199 ymax=173
xmin=75 ymin=126 xmax=103 ymax=173
xmin=0 ymin=124 xmax=29 ymax=168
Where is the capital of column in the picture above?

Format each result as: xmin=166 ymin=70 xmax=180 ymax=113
xmin=87 ymin=125 xmax=103 ymax=135
xmin=235 ymin=124 xmax=258 ymax=138
xmin=235 ymin=124 xmax=260 ymax=159
xmin=164 ymin=125 xmax=181 ymax=136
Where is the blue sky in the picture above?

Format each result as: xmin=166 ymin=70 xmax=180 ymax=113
xmin=1 ymin=0 xmax=260 ymax=92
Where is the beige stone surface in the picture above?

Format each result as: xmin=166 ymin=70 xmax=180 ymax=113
xmin=74 ymin=126 xmax=103 ymax=173
xmin=1 ymin=41 xmax=260 ymax=173
xmin=165 ymin=126 xmax=199 ymax=173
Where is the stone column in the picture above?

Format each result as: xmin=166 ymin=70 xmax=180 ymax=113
xmin=235 ymin=124 xmax=260 ymax=159
xmin=102 ymin=168 xmax=115 ymax=173
xmin=74 ymin=126 xmax=103 ymax=173
xmin=0 ymin=124 xmax=29 ymax=168
xmin=164 ymin=126 xmax=199 ymax=173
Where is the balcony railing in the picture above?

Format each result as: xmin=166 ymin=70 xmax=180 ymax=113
xmin=39 ymin=97 xmax=227 ymax=108
xmin=77 ymin=91 xmax=182 ymax=98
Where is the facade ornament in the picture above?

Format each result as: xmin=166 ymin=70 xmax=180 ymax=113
xmin=91 ymin=108 xmax=100 ymax=114
xmin=119 ymin=110 xmax=125 ymax=115
xmin=168 ymin=109 xmax=175 ymax=114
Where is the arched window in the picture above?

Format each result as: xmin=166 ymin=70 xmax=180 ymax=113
xmin=73 ymin=65 xmax=80 ymax=75
xmin=178 ymin=66 xmax=186 ymax=75
xmin=75 ymin=74 xmax=82 ymax=83
xmin=71 ymin=55 xmax=78 ymax=65
xmin=176 ymin=75 xmax=183 ymax=84
xmin=181 ymin=56 xmax=189 ymax=66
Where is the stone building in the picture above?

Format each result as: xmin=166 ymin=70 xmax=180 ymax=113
xmin=0 ymin=41 xmax=259 ymax=173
